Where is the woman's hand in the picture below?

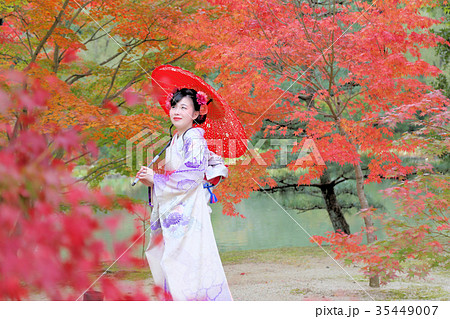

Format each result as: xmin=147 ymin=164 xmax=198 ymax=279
xmin=136 ymin=166 xmax=154 ymax=187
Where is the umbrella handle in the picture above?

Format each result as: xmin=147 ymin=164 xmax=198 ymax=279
xmin=131 ymin=140 xmax=171 ymax=186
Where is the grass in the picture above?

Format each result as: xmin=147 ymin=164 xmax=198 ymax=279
xmin=220 ymin=246 xmax=329 ymax=266
xmin=23 ymin=246 xmax=448 ymax=301
xmin=290 ymin=288 xmax=313 ymax=295
xmin=86 ymin=246 xmax=448 ymax=301
xmin=89 ymin=261 xmax=152 ymax=281
xmin=382 ymin=286 xmax=448 ymax=301
xmin=91 ymin=246 xmax=330 ymax=282
xmin=434 ymin=262 xmax=450 ymax=277
xmin=112 ymin=269 xmax=151 ymax=281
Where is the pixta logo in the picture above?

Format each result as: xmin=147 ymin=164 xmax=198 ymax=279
xmin=233 ymin=138 xmax=325 ymax=167
xmin=126 ymin=129 xmax=171 ymax=170
xmin=127 ymin=129 xmax=325 ymax=169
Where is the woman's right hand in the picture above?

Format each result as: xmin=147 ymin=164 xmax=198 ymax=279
xmin=136 ymin=166 xmax=154 ymax=187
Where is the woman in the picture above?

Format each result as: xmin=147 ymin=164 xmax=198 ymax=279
xmin=136 ymin=88 xmax=233 ymax=301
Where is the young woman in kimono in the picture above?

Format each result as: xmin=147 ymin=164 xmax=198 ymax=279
xmin=136 ymin=88 xmax=233 ymax=301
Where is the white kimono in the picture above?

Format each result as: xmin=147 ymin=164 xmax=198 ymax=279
xmin=145 ymin=127 xmax=232 ymax=301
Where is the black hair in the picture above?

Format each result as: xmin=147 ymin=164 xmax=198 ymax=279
xmin=170 ymin=88 xmax=207 ymax=125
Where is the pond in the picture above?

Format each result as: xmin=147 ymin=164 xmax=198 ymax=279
xmin=97 ymin=177 xmax=397 ymax=253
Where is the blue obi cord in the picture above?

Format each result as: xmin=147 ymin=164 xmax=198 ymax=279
xmin=203 ymin=183 xmax=218 ymax=204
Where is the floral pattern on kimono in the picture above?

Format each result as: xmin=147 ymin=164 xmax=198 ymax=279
xmin=145 ymin=127 xmax=232 ymax=301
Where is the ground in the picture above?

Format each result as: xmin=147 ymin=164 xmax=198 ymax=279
xmin=28 ymin=247 xmax=449 ymax=301
xmin=100 ymin=247 xmax=450 ymax=301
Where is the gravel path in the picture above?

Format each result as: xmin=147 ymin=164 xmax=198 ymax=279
xmin=113 ymin=259 xmax=449 ymax=301
xmin=26 ymin=249 xmax=449 ymax=301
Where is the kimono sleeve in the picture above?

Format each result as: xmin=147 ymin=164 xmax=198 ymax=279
xmin=153 ymin=128 xmax=208 ymax=202
xmin=205 ymin=150 xmax=228 ymax=181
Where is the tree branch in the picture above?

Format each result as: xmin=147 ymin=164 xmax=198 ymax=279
xmin=76 ymin=157 xmax=127 ymax=183
xmin=28 ymin=0 xmax=71 ymax=65
xmin=67 ymin=0 xmax=94 ymax=29
xmin=106 ymin=50 xmax=189 ymax=102
xmin=82 ymin=18 xmax=115 ymax=46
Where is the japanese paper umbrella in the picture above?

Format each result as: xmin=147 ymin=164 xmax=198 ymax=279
xmin=151 ymin=65 xmax=247 ymax=158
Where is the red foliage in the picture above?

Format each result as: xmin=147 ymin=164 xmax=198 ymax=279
xmin=152 ymin=285 xmax=173 ymax=301
xmin=312 ymin=174 xmax=449 ymax=285
xmin=191 ymin=0 xmax=448 ymax=186
xmin=0 ymin=72 xmax=149 ymax=300
xmin=61 ymin=48 xmax=80 ymax=64
xmin=102 ymin=100 xmax=120 ymax=114
xmin=123 ymin=89 xmax=143 ymax=106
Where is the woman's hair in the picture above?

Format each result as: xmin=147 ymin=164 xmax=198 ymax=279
xmin=170 ymin=88 xmax=207 ymax=125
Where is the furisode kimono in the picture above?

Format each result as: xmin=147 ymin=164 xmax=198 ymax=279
xmin=145 ymin=127 xmax=233 ymax=301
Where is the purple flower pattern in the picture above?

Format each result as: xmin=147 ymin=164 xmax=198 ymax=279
xmin=185 ymin=158 xmax=202 ymax=168
xmin=154 ymin=173 xmax=169 ymax=188
xmin=176 ymin=179 xmax=197 ymax=190
xmin=162 ymin=211 xmax=190 ymax=228
xmin=150 ymin=219 xmax=161 ymax=231
xmin=182 ymin=138 xmax=191 ymax=155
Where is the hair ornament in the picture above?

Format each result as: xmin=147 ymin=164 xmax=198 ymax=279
xmin=197 ymin=91 xmax=208 ymax=115
xmin=165 ymin=92 xmax=174 ymax=109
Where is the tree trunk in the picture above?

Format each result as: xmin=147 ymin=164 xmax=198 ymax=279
xmin=319 ymin=172 xmax=350 ymax=234
xmin=354 ymin=162 xmax=380 ymax=287
xmin=336 ymin=120 xmax=380 ymax=287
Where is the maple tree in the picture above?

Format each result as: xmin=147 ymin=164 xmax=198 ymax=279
xmin=1 ymin=0 xmax=448 ymax=297
xmin=313 ymin=108 xmax=450 ymax=284
xmin=0 ymin=71 xmax=152 ymax=300
xmin=0 ymin=0 xmax=269 ymax=216
xmin=0 ymin=0 xmax=273 ymax=300
xmin=186 ymin=0 xmax=449 ymax=287
xmin=252 ymin=117 xmax=385 ymax=236
xmin=1 ymin=0 xmax=218 ymax=163
xmin=0 ymin=1 xmax=211 ymax=300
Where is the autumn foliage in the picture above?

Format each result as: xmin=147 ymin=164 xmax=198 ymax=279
xmin=0 ymin=0 xmax=272 ymax=216
xmin=189 ymin=0 xmax=449 ymax=285
xmin=312 ymin=172 xmax=449 ymax=285
xmin=191 ymin=0 xmax=446 ymax=182
xmin=0 ymin=0 xmax=449 ymax=297
xmin=0 ymin=72 xmax=148 ymax=300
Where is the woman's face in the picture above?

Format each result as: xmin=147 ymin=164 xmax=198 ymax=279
xmin=169 ymin=96 xmax=199 ymax=135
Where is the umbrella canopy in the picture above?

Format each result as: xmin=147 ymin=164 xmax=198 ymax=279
xmin=151 ymin=65 xmax=247 ymax=158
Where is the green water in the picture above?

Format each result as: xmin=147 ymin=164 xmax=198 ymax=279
xmin=98 ymin=177 xmax=396 ymax=253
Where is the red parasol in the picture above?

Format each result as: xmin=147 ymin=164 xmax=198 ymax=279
xmin=151 ymin=65 xmax=247 ymax=158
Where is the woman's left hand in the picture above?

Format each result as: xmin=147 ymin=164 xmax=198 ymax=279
xmin=136 ymin=166 xmax=154 ymax=186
